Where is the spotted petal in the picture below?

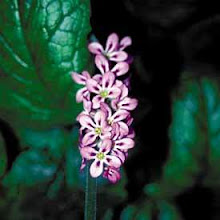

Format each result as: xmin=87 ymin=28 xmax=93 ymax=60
xmin=102 ymin=72 xmax=115 ymax=89
xmin=82 ymin=131 xmax=97 ymax=146
xmin=109 ymin=51 xmax=128 ymax=62
xmin=105 ymin=155 xmax=121 ymax=168
xmin=90 ymin=160 xmax=104 ymax=178
xmin=92 ymin=95 xmax=104 ymax=109
xmin=95 ymin=55 xmax=110 ymax=74
xmin=119 ymin=36 xmax=132 ymax=50
xmin=105 ymin=33 xmax=119 ymax=53
xmin=114 ymin=138 xmax=135 ymax=151
xmin=71 ymin=72 xmax=87 ymax=85
xmin=80 ymin=147 xmax=97 ymax=160
xmin=79 ymin=115 xmax=95 ymax=130
xmin=76 ymin=87 xmax=89 ymax=103
xmin=88 ymin=42 xmax=104 ymax=55
xmin=108 ymin=86 xmax=121 ymax=99
xmin=111 ymin=62 xmax=129 ymax=76
xmin=111 ymin=110 xmax=130 ymax=123
xmin=99 ymin=139 xmax=112 ymax=154
xmin=119 ymin=97 xmax=138 ymax=111
xmin=86 ymin=78 xmax=101 ymax=94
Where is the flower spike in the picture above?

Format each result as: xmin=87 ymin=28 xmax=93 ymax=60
xmin=72 ymin=33 xmax=138 ymax=183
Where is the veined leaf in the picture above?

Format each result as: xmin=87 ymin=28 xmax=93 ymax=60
xmin=0 ymin=0 xmax=91 ymax=128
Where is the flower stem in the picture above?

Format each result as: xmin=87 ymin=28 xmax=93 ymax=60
xmin=84 ymin=163 xmax=97 ymax=220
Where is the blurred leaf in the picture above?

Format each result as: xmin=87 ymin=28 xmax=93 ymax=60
xmin=2 ymin=127 xmax=83 ymax=196
xmin=0 ymin=133 xmax=7 ymax=178
xmin=0 ymin=0 xmax=91 ymax=129
xmin=158 ymin=201 xmax=183 ymax=220
xmin=145 ymin=72 xmax=220 ymax=198
xmin=121 ymin=200 xmax=182 ymax=220
xmin=120 ymin=205 xmax=137 ymax=220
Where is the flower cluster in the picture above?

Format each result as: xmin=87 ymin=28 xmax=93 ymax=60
xmin=72 ymin=33 xmax=138 ymax=183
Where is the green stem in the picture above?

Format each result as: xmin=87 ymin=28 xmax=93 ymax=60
xmin=84 ymin=163 xmax=97 ymax=220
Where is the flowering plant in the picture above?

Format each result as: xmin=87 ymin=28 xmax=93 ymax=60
xmin=72 ymin=33 xmax=138 ymax=183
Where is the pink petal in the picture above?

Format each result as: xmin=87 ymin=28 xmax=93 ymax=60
xmin=82 ymin=71 xmax=91 ymax=79
xmin=103 ymin=167 xmax=121 ymax=184
xmin=100 ymin=102 xmax=112 ymax=118
xmin=100 ymin=130 xmax=112 ymax=139
xmin=111 ymin=62 xmax=129 ymax=76
xmin=108 ymin=86 xmax=121 ymax=99
xmin=71 ymin=72 xmax=87 ymax=85
xmin=111 ymin=98 xmax=119 ymax=110
xmin=105 ymin=33 xmax=119 ymax=53
xmin=93 ymin=74 xmax=102 ymax=83
xmin=83 ymin=98 xmax=92 ymax=113
xmin=80 ymin=147 xmax=97 ymax=160
xmin=82 ymin=131 xmax=97 ymax=146
xmin=95 ymin=55 xmax=110 ymax=74
xmin=90 ymin=160 xmax=104 ymax=178
xmin=92 ymin=95 xmax=104 ymax=109
xmin=111 ymin=123 xmax=120 ymax=140
xmin=109 ymin=51 xmax=128 ymax=62
xmin=102 ymin=72 xmax=115 ymax=89
xmin=117 ymin=121 xmax=129 ymax=138
xmin=119 ymin=97 xmax=138 ymax=111
xmin=115 ymin=138 xmax=135 ymax=151
xmin=99 ymin=139 xmax=112 ymax=154
xmin=120 ymin=84 xmax=129 ymax=100
xmin=79 ymin=115 xmax=95 ymax=130
xmin=88 ymin=42 xmax=104 ymax=55
xmin=86 ymin=78 xmax=101 ymax=94
xmin=119 ymin=36 xmax=132 ymax=50
xmin=94 ymin=110 xmax=107 ymax=127
xmin=112 ymin=149 xmax=126 ymax=163
xmin=105 ymin=155 xmax=121 ymax=168
xmin=80 ymin=158 xmax=87 ymax=171
xmin=127 ymin=128 xmax=135 ymax=139
xmin=111 ymin=110 xmax=130 ymax=123
xmin=76 ymin=87 xmax=89 ymax=103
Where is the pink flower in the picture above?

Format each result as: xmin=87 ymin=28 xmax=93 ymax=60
xmin=80 ymin=139 xmax=121 ymax=177
xmin=79 ymin=110 xmax=111 ymax=146
xmin=88 ymin=33 xmax=131 ymax=62
xmin=71 ymin=71 xmax=91 ymax=102
xmin=95 ymin=55 xmax=129 ymax=76
xmin=86 ymin=72 xmax=121 ymax=109
xmin=76 ymin=98 xmax=92 ymax=121
xmin=100 ymin=102 xmax=130 ymax=138
xmin=112 ymin=84 xmax=138 ymax=111
xmin=103 ymin=167 xmax=121 ymax=184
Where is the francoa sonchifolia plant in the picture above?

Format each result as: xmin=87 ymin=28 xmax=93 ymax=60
xmin=2 ymin=0 xmax=220 ymax=220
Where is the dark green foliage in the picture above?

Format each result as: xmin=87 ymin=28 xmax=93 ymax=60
xmin=0 ymin=0 xmax=91 ymax=128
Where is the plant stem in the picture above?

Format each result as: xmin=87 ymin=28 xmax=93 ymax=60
xmin=84 ymin=163 xmax=97 ymax=220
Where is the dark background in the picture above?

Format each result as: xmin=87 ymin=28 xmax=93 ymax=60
xmin=90 ymin=0 xmax=220 ymax=219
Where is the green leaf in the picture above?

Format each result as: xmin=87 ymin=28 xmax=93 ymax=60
xmin=145 ymin=72 xmax=220 ymax=198
xmin=158 ymin=201 xmax=183 ymax=220
xmin=0 ymin=0 xmax=91 ymax=128
xmin=0 ymin=133 xmax=7 ymax=178
xmin=2 ymin=127 xmax=83 ymax=196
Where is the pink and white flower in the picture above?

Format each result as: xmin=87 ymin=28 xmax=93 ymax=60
xmin=112 ymin=84 xmax=138 ymax=111
xmin=73 ymin=33 xmax=137 ymax=183
xmin=80 ymin=139 xmax=121 ymax=177
xmin=100 ymin=102 xmax=130 ymax=138
xmin=79 ymin=110 xmax=111 ymax=146
xmin=88 ymin=33 xmax=130 ymax=62
xmin=71 ymin=71 xmax=91 ymax=102
xmin=95 ymin=55 xmax=129 ymax=76
xmin=103 ymin=167 xmax=121 ymax=184
xmin=86 ymin=72 xmax=121 ymax=109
